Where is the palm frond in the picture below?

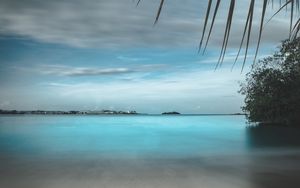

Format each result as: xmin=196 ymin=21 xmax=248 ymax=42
xmin=154 ymin=0 xmax=165 ymax=25
xmin=199 ymin=0 xmax=213 ymax=53
xmin=240 ymin=0 xmax=255 ymax=72
xmin=253 ymin=0 xmax=268 ymax=64
xmin=202 ymin=0 xmax=221 ymax=54
xmin=215 ymin=0 xmax=235 ymax=70
xmin=137 ymin=0 xmax=300 ymax=70
xmin=232 ymin=0 xmax=255 ymax=71
xmin=136 ymin=0 xmax=141 ymax=6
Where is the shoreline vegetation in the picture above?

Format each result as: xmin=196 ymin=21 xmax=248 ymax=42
xmin=0 ymin=109 xmax=139 ymax=115
xmin=0 ymin=109 xmax=245 ymax=116
xmin=240 ymin=38 xmax=300 ymax=126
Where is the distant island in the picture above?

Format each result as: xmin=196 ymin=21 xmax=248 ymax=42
xmin=162 ymin=111 xmax=181 ymax=115
xmin=0 ymin=109 xmax=139 ymax=115
xmin=0 ymin=109 xmax=246 ymax=116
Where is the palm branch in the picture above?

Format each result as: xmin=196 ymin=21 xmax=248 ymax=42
xmin=137 ymin=0 xmax=300 ymax=70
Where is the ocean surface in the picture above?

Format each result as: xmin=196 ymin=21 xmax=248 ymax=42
xmin=0 ymin=115 xmax=300 ymax=188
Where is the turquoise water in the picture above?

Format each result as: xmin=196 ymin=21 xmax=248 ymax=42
xmin=0 ymin=115 xmax=248 ymax=159
xmin=1 ymin=115 xmax=300 ymax=188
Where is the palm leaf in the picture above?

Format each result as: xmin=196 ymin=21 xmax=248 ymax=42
xmin=154 ymin=0 xmax=165 ymax=25
xmin=215 ymin=0 xmax=235 ymax=70
xmin=199 ymin=0 xmax=213 ymax=53
xmin=202 ymin=0 xmax=221 ymax=54
xmin=253 ymin=0 xmax=268 ymax=64
xmin=137 ymin=0 xmax=300 ymax=70
xmin=264 ymin=0 xmax=293 ymax=31
xmin=231 ymin=0 xmax=254 ymax=71
xmin=241 ymin=0 xmax=255 ymax=73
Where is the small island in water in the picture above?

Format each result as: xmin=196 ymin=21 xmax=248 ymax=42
xmin=162 ymin=111 xmax=181 ymax=115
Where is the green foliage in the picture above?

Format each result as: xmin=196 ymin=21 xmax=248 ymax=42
xmin=240 ymin=37 xmax=300 ymax=126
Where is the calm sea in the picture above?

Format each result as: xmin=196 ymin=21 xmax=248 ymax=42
xmin=0 ymin=115 xmax=300 ymax=188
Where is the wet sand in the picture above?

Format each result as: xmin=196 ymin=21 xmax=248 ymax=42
xmin=1 ymin=152 xmax=300 ymax=188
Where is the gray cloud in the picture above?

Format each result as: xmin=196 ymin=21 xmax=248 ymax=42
xmin=36 ymin=65 xmax=133 ymax=76
xmin=117 ymin=56 xmax=149 ymax=62
xmin=0 ymin=0 xmax=292 ymax=49
xmin=28 ymin=64 xmax=168 ymax=77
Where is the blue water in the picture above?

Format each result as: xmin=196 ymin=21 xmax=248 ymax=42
xmin=0 ymin=115 xmax=248 ymax=159
xmin=1 ymin=115 xmax=300 ymax=188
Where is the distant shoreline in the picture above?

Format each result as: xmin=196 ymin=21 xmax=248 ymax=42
xmin=0 ymin=110 xmax=246 ymax=117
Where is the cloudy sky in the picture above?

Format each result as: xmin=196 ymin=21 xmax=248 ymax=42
xmin=0 ymin=0 xmax=293 ymax=113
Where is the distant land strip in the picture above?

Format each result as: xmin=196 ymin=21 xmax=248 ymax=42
xmin=0 ymin=109 xmax=245 ymax=116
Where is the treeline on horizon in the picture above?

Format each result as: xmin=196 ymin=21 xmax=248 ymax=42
xmin=0 ymin=109 xmax=246 ymax=116
xmin=0 ymin=109 xmax=138 ymax=115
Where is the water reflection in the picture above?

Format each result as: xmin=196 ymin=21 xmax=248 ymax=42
xmin=246 ymin=124 xmax=300 ymax=188
xmin=246 ymin=125 xmax=300 ymax=148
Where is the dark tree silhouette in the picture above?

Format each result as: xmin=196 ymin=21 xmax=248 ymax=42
xmin=240 ymin=37 xmax=300 ymax=125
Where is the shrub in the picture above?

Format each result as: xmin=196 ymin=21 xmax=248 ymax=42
xmin=240 ymin=37 xmax=300 ymax=126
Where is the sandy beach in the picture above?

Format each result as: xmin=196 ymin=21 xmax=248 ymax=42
xmin=1 ymin=151 xmax=300 ymax=188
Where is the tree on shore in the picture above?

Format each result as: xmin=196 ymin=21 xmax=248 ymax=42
xmin=240 ymin=37 xmax=300 ymax=125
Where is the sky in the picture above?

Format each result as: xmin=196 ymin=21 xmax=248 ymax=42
xmin=0 ymin=0 xmax=293 ymax=114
